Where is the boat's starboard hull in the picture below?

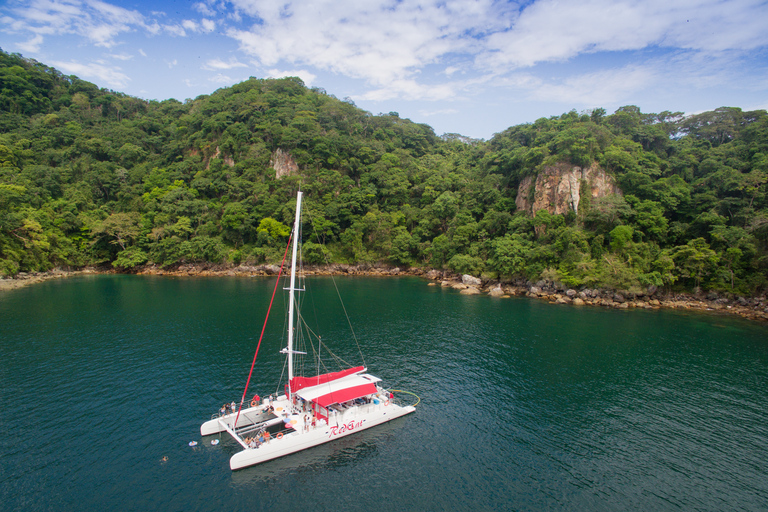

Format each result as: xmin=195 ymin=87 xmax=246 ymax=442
xmin=229 ymin=404 xmax=415 ymax=470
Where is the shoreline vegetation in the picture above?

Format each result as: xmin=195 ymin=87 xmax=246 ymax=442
xmin=2 ymin=51 xmax=768 ymax=306
xmin=3 ymin=266 xmax=766 ymax=323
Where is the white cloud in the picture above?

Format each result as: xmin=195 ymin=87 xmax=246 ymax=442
xmin=226 ymin=0 xmax=507 ymax=85
xmin=168 ymin=59 xmax=178 ymax=68
xmin=526 ymin=65 xmax=659 ymax=105
xmin=418 ymin=108 xmax=459 ymax=117
xmin=165 ymin=17 xmax=216 ymax=35
xmin=164 ymin=24 xmax=187 ymax=37
xmin=3 ymin=0 xmax=145 ymax=48
xmin=266 ymin=69 xmax=317 ymax=87
xmin=16 ymin=33 xmax=43 ymax=53
xmin=443 ymin=66 xmax=461 ymax=77
xmin=204 ymin=57 xmax=248 ymax=70
xmin=221 ymin=0 xmax=768 ymax=109
xmin=193 ymin=2 xmax=217 ymax=17
xmin=49 ymin=59 xmax=130 ymax=87
xmin=138 ymin=48 xmax=147 ymax=57
xmin=358 ymin=79 xmax=458 ymax=102
xmin=480 ymin=0 xmax=768 ymax=70
xmin=109 ymin=52 xmax=134 ymax=61
xmin=144 ymin=21 xmax=161 ymax=35
xmin=209 ymin=73 xmax=233 ymax=83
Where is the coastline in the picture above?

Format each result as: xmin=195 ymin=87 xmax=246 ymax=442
xmin=0 ymin=268 xmax=104 ymax=291
xmin=2 ymin=265 xmax=766 ymax=323
xmin=434 ymin=275 xmax=768 ymax=323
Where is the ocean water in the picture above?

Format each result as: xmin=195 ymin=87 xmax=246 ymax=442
xmin=1 ymin=275 xmax=767 ymax=511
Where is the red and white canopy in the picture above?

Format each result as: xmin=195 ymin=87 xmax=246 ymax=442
xmin=292 ymin=367 xmax=381 ymax=408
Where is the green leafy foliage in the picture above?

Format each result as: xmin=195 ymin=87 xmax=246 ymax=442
xmin=1 ymin=49 xmax=767 ymax=294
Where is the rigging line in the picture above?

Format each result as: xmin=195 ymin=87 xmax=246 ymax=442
xmin=275 ymin=354 xmax=288 ymax=398
xmin=304 ymin=205 xmax=366 ymax=368
xmin=329 ymin=278 xmax=365 ymax=368
xmin=297 ymin=317 xmax=330 ymax=376
xmin=295 ymin=219 xmax=328 ymax=373
xmin=297 ymin=316 xmax=355 ymax=370
xmin=304 ymin=259 xmax=323 ymax=364
xmin=286 ymin=309 xmax=350 ymax=379
xmin=302 ymin=329 xmax=334 ymax=377
xmin=302 ymin=282 xmax=337 ymax=376
xmin=234 ymin=233 xmax=292 ymax=427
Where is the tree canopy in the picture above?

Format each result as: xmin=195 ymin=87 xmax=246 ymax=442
xmin=1 ymin=49 xmax=767 ymax=296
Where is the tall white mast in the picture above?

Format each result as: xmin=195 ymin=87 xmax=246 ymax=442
xmin=286 ymin=191 xmax=303 ymax=399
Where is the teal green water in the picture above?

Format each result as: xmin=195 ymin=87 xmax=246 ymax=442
xmin=1 ymin=275 xmax=767 ymax=511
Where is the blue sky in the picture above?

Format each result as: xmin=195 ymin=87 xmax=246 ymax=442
xmin=1 ymin=0 xmax=767 ymax=140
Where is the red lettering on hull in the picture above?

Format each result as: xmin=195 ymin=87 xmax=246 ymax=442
xmin=328 ymin=420 xmax=364 ymax=438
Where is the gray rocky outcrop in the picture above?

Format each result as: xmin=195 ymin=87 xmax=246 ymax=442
xmin=426 ymin=270 xmax=442 ymax=280
xmin=462 ymin=274 xmax=482 ymax=287
xmin=488 ymin=285 xmax=505 ymax=297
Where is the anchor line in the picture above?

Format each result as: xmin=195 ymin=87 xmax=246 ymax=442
xmin=391 ymin=389 xmax=421 ymax=407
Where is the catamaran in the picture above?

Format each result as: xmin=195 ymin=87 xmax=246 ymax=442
xmin=200 ymin=191 xmax=417 ymax=470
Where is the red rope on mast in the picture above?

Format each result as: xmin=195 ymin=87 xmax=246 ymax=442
xmin=234 ymin=234 xmax=292 ymax=427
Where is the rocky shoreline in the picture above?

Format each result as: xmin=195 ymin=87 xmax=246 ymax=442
xmin=0 ymin=268 xmax=102 ymax=290
xmin=2 ymin=265 xmax=767 ymax=323
xmin=433 ymin=273 xmax=768 ymax=323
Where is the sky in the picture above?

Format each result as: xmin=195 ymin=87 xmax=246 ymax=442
xmin=1 ymin=0 xmax=767 ymax=140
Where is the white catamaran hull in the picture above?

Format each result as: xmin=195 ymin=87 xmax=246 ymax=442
xmin=229 ymin=403 xmax=415 ymax=470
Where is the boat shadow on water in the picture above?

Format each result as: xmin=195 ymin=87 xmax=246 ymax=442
xmin=227 ymin=416 xmax=409 ymax=483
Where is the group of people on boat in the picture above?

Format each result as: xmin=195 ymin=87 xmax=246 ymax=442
xmin=220 ymin=401 xmax=238 ymax=416
xmin=243 ymin=429 xmax=270 ymax=449
xmin=218 ymin=395 xmax=279 ymax=416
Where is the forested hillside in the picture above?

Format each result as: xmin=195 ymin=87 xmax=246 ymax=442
xmin=1 ymin=50 xmax=767 ymax=296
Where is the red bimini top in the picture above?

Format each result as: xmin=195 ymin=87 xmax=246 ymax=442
xmin=289 ymin=366 xmax=366 ymax=393
xmin=292 ymin=367 xmax=381 ymax=408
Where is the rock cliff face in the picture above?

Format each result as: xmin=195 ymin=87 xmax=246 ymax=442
xmin=515 ymin=163 xmax=621 ymax=215
xmin=206 ymin=146 xmax=235 ymax=169
xmin=271 ymin=148 xmax=299 ymax=179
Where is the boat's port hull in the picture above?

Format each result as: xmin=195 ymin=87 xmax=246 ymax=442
xmin=229 ymin=404 xmax=416 ymax=470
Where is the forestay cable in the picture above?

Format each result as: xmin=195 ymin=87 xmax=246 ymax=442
xmin=234 ymin=234 xmax=292 ymax=427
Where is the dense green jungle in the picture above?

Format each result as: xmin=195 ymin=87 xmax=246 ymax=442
xmin=1 ymin=49 xmax=767 ymax=296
